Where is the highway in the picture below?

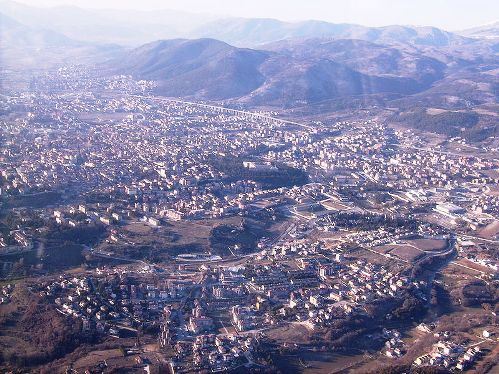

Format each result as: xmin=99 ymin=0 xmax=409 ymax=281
xmin=131 ymin=94 xmax=316 ymax=130
xmin=459 ymin=234 xmax=499 ymax=244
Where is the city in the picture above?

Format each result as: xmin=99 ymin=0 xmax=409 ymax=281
xmin=0 ymin=1 xmax=498 ymax=373
xmin=0 ymin=67 xmax=497 ymax=373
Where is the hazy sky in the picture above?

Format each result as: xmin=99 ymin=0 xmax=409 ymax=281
xmin=11 ymin=0 xmax=499 ymax=30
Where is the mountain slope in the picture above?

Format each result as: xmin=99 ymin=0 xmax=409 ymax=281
xmin=0 ymin=11 xmax=80 ymax=48
xmin=0 ymin=0 xmax=216 ymax=45
xmin=191 ymin=18 xmax=472 ymax=48
xmin=117 ymin=39 xmax=269 ymax=99
xmin=458 ymin=21 xmax=499 ymax=40
xmin=115 ymin=37 xmax=453 ymax=106
xmin=0 ymin=11 xmax=123 ymax=75
xmin=245 ymin=57 xmax=426 ymax=107
xmin=262 ymin=38 xmax=446 ymax=82
xmin=1 ymin=0 xmax=475 ymax=48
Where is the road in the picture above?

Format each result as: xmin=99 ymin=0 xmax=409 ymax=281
xmin=360 ymin=238 xmax=455 ymax=265
xmin=131 ymin=94 xmax=316 ymax=130
xmin=459 ymin=234 xmax=499 ymax=245
xmin=449 ymin=260 xmax=488 ymax=276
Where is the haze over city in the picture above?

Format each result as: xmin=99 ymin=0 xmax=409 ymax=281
xmin=0 ymin=0 xmax=498 ymax=373
xmin=9 ymin=0 xmax=499 ymax=30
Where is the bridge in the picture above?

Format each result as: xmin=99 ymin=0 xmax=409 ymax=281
xmin=133 ymin=95 xmax=316 ymax=130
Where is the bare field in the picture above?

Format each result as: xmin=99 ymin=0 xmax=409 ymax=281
xmin=375 ymin=244 xmax=424 ymax=262
xmin=266 ymin=322 xmax=313 ymax=344
xmin=321 ymin=199 xmax=353 ymax=211
xmin=390 ymin=246 xmax=425 ymax=262
xmin=99 ymin=215 xmax=290 ymax=261
xmin=406 ymin=238 xmax=447 ymax=251
xmin=454 ymin=258 xmax=494 ymax=274
xmin=478 ymin=220 xmax=499 ymax=239
xmin=124 ymin=222 xmax=154 ymax=235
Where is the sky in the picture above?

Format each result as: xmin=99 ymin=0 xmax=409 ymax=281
xmin=10 ymin=0 xmax=499 ymax=30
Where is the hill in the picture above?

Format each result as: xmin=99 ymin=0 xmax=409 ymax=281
xmin=118 ymin=39 xmax=458 ymax=106
xmin=117 ymin=38 xmax=269 ymax=99
xmin=0 ymin=11 xmax=80 ymax=48
xmin=192 ymin=18 xmax=472 ymax=48
xmin=115 ymin=37 xmax=452 ymax=106
xmin=0 ymin=0 xmax=215 ymax=45
xmin=0 ymin=1 xmax=477 ymax=48
xmin=458 ymin=21 xmax=499 ymax=40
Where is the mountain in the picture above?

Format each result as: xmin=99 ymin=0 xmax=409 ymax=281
xmin=458 ymin=21 xmax=499 ymax=40
xmin=262 ymin=38 xmax=446 ymax=82
xmin=191 ymin=18 xmax=472 ymax=48
xmin=0 ymin=0 xmax=217 ymax=46
xmin=190 ymin=18 xmax=354 ymax=47
xmin=0 ymin=11 xmax=122 ymax=77
xmin=115 ymin=37 xmax=452 ymax=106
xmin=0 ymin=1 xmax=474 ymax=49
xmin=117 ymin=39 xmax=269 ymax=99
xmin=243 ymin=57 xmax=427 ymax=107
xmin=0 ymin=11 xmax=80 ymax=48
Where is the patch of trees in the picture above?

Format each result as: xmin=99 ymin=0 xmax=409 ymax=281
xmin=5 ymin=191 xmax=61 ymax=209
xmin=430 ymin=283 xmax=454 ymax=315
xmin=210 ymin=221 xmax=269 ymax=255
xmin=410 ymin=203 xmax=436 ymax=214
xmin=321 ymin=315 xmax=376 ymax=349
xmin=44 ymin=224 xmax=105 ymax=246
xmin=208 ymin=156 xmax=309 ymax=189
xmin=460 ymin=280 xmax=495 ymax=307
xmin=324 ymin=211 xmax=418 ymax=231
xmin=364 ymin=297 xmax=399 ymax=319
xmin=411 ymin=249 xmax=453 ymax=279
xmin=462 ymin=123 xmax=498 ymax=142
xmin=42 ymin=243 xmax=85 ymax=268
xmin=392 ymin=295 xmax=427 ymax=319
xmin=391 ymin=109 xmax=479 ymax=136
xmin=435 ymin=313 xmax=489 ymax=334
xmin=83 ymin=192 xmax=114 ymax=204
xmin=0 ymin=293 xmax=95 ymax=368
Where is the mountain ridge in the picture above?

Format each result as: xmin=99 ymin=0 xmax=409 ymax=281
xmin=0 ymin=0 xmax=490 ymax=47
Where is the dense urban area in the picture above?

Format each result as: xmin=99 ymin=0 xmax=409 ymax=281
xmin=0 ymin=67 xmax=497 ymax=374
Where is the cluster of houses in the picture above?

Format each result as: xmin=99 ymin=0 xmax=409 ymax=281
xmin=270 ymin=260 xmax=416 ymax=330
xmin=0 ymin=284 xmax=14 ymax=304
xmin=200 ymin=240 xmax=419 ymax=332
xmin=383 ymin=329 xmax=406 ymax=358
xmin=457 ymin=239 xmax=498 ymax=272
xmin=414 ymin=341 xmax=482 ymax=371
xmin=0 ymin=87 xmax=302 ymax=210
xmin=0 ymin=230 xmax=32 ymax=255
xmin=170 ymin=334 xmax=255 ymax=373
xmin=38 ymin=273 xmax=192 ymax=336
xmin=159 ymin=299 xmax=257 ymax=373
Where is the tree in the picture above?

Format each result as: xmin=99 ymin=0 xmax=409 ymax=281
xmin=119 ymin=346 xmax=127 ymax=357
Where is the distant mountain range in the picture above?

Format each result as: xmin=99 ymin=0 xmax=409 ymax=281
xmin=191 ymin=18 xmax=473 ymax=48
xmin=0 ymin=11 xmax=121 ymax=71
xmin=458 ymin=21 xmax=499 ymax=40
xmin=0 ymin=0 xmax=215 ymax=46
xmin=0 ymin=12 xmax=79 ymax=48
xmin=0 ymin=0 xmax=496 ymax=48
